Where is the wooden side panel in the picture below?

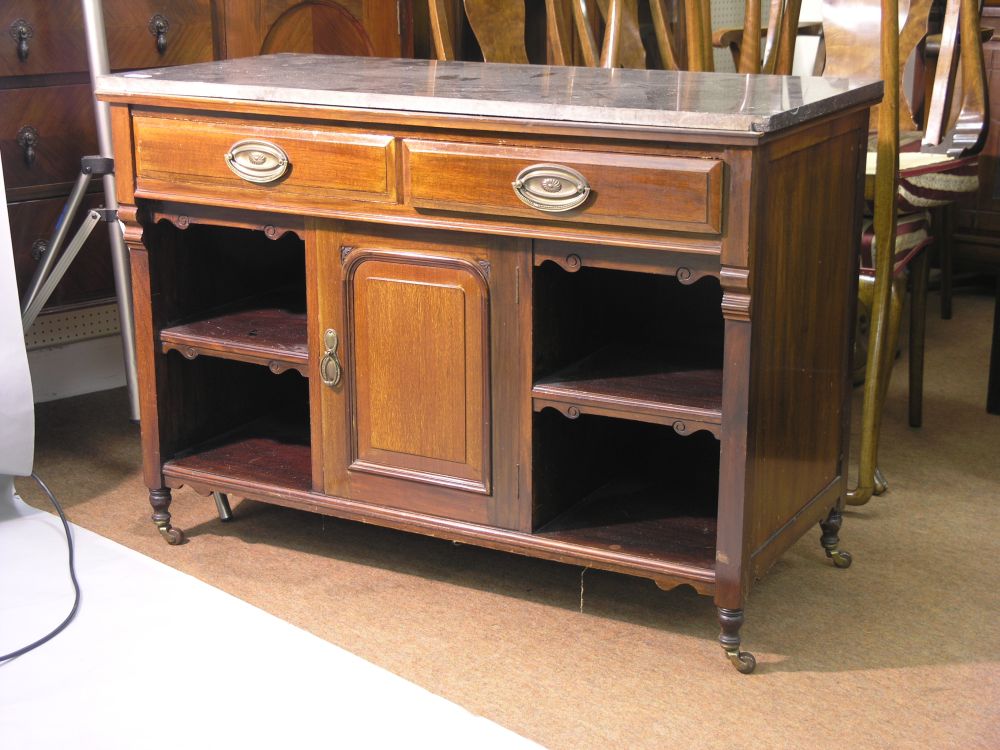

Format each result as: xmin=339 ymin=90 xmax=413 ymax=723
xmin=403 ymin=139 xmax=724 ymax=234
xmin=350 ymin=256 xmax=490 ymax=492
xmin=746 ymin=114 xmax=868 ymax=559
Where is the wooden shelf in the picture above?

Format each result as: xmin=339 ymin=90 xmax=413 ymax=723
xmin=161 ymin=294 xmax=308 ymax=376
xmin=536 ymin=474 xmax=717 ymax=574
xmin=163 ymin=415 xmax=312 ymax=493
xmin=532 ymin=344 xmax=722 ymax=434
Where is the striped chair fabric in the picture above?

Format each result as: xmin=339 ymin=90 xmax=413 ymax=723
xmin=859 ymin=211 xmax=934 ymax=277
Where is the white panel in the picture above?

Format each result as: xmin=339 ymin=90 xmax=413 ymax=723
xmin=0 ymin=155 xmax=34 ymax=476
xmin=24 ymin=303 xmax=122 ymax=350
xmin=0 ymin=496 xmax=545 ymax=750
xmin=27 ymin=335 xmax=126 ymax=403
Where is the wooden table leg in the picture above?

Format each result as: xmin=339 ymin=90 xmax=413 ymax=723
xmin=988 ymin=273 xmax=1000 ymax=415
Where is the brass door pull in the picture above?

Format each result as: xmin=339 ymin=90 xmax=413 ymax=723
xmin=225 ymin=139 xmax=289 ymax=184
xmin=320 ymin=328 xmax=342 ymax=387
xmin=512 ymin=163 xmax=590 ymax=212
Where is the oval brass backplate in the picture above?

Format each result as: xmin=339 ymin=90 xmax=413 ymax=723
xmin=512 ymin=163 xmax=590 ymax=213
xmin=224 ymin=139 xmax=289 ymax=184
xmin=320 ymin=328 xmax=342 ymax=388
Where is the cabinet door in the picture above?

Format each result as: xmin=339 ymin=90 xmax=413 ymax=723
xmin=311 ymin=223 xmax=528 ymax=529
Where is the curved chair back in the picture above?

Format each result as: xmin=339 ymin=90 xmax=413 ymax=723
xmin=429 ymin=0 xmax=633 ymax=68
xmin=820 ymin=0 xmax=988 ymax=154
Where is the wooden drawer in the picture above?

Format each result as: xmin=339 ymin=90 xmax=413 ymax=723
xmin=0 ymin=0 xmax=213 ymax=77
xmin=0 ymin=84 xmax=98 ymax=195
xmin=9 ymin=193 xmax=115 ymax=309
xmin=403 ymin=140 xmax=725 ymax=234
xmin=132 ymin=113 xmax=398 ymax=208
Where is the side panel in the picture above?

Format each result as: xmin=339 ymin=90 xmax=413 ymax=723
xmin=746 ymin=111 xmax=869 ymax=568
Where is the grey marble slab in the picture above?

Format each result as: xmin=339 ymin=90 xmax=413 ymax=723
xmin=96 ymin=53 xmax=882 ymax=134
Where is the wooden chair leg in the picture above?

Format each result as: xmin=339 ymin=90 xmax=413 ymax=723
xmin=871 ymin=275 xmax=906 ymax=496
xmin=988 ymin=273 xmax=1000 ymax=415
xmin=908 ymin=250 xmax=930 ymax=427
xmin=939 ymin=204 xmax=954 ymax=320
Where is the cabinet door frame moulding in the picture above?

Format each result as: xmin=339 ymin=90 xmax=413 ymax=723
xmin=341 ymin=246 xmax=493 ymax=495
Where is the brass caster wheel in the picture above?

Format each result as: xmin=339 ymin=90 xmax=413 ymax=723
xmin=725 ymin=648 xmax=756 ymax=674
xmin=828 ymin=549 xmax=853 ymax=569
xmin=873 ymin=467 xmax=889 ymax=495
xmin=157 ymin=524 xmax=186 ymax=545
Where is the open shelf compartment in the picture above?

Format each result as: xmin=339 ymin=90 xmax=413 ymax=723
xmin=531 ymin=409 xmax=720 ymax=579
xmin=532 ymin=342 xmax=722 ymax=429
xmin=160 ymin=290 xmax=307 ymax=376
xmin=154 ymin=221 xmax=307 ymax=375
xmin=532 ymin=264 xmax=723 ymax=429
xmin=163 ymin=411 xmax=311 ymax=493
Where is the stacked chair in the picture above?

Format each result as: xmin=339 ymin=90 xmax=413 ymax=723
xmin=423 ymin=0 xmax=990 ymax=505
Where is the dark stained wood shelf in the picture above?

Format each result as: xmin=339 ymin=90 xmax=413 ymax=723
xmin=532 ymin=345 xmax=723 ymax=434
xmin=160 ymin=294 xmax=308 ymax=376
xmin=163 ymin=415 xmax=312 ymax=494
xmin=536 ymin=474 xmax=717 ymax=574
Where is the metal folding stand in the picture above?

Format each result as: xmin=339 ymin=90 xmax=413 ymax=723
xmin=18 ymin=0 xmax=140 ymax=422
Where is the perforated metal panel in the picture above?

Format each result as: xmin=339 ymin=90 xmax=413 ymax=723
xmin=25 ymin=303 xmax=121 ymax=351
xmin=711 ymin=0 xmax=760 ymax=71
xmin=710 ymin=0 xmax=823 ymax=72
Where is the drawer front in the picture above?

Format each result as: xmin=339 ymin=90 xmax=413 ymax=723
xmin=0 ymin=0 xmax=213 ymax=77
xmin=9 ymin=194 xmax=115 ymax=310
xmin=0 ymin=84 xmax=98 ymax=193
xmin=105 ymin=0 xmax=215 ymax=71
xmin=403 ymin=140 xmax=725 ymax=234
xmin=132 ymin=114 xmax=398 ymax=208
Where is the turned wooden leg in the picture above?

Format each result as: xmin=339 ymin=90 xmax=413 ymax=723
xmin=871 ymin=275 xmax=905 ymax=496
xmin=819 ymin=508 xmax=852 ymax=568
xmin=908 ymin=249 xmax=929 ymax=428
xmin=939 ymin=205 xmax=954 ymax=320
xmin=988 ymin=274 xmax=1000 ymax=415
xmin=717 ymin=608 xmax=756 ymax=674
xmin=149 ymin=487 xmax=185 ymax=545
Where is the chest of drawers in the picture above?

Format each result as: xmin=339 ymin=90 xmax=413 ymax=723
xmin=3 ymin=0 xmax=410 ymax=314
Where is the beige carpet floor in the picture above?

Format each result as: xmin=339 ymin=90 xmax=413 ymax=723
xmin=19 ymin=289 xmax=1000 ymax=750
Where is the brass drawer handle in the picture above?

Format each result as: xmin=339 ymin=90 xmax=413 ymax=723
xmin=17 ymin=125 xmax=38 ymax=166
xmin=512 ymin=163 xmax=590 ymax=213
xmin=224 ymin=139 xmax=289 ymax=184
xmin=9 ymin=19 xmax=33 ymax=63
xmin=320 ymin=328 xmax=342 ymax=387
xmin=148 ymin=14 xmax=169 ymax=55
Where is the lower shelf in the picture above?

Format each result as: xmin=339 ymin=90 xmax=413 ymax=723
xmin=164 ymin=415 xmax=312 ymax=493
xmin=160 ymin=424 xmax=716 ymax=593
xmin=535 ymin=475 xmax=717 ymax=573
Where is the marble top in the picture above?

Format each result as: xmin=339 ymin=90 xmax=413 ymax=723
xmin=96 ymin=53 xmax=882 ymax=134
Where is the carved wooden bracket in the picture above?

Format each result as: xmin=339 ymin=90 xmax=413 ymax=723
xmin=720 ymin=266 xmax=751 ymax=321
xmin=160 ymin=340 xmax=309 ymax=377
